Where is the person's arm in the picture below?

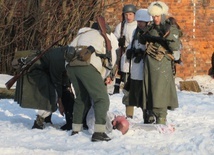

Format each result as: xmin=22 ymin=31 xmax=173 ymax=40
xmin=165 ymin=25 xmax=181 ymax=51
xmin=114 ymin=23 xmax=121 ymax=39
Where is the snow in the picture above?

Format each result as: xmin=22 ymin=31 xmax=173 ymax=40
xmin=0 ymin=74 xmax=214 ymax=155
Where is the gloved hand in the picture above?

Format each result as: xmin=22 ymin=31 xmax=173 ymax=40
xmin=134 ymin=49 xmax=144 ymax=63
xmin=146 ymin=43 xmax=166 ymax=61
xmin=126 ymin=48 xmax=134 ymax=59
xmin=11 ymin=57 xmax=26 ymax=69
xmin=118 ymin=36 xmax=125 ymax=47
xmin=146 ymin=43 xmax=158 ymax=56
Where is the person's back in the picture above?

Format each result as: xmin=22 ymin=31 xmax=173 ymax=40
xmin=14 ymin=46 xmax=70 ymax=129
xmin=70 ymin=27 xmax=118 ymax=79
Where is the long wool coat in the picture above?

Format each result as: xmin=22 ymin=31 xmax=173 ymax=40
xmin=142 ymin=23 xmax=179 ymax=110
xmin=14 ymin=46 xmax=67 ymax=112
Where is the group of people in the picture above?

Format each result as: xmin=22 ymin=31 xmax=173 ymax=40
xmin=113 ymin=2 xmax=182 ymax=124
xmin=13 ymin=1 xmax=182 ymax=142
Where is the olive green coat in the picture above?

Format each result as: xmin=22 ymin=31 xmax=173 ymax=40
xmin=15 ymin=47 xmax=66 ymax=112
xmin=142 ymin=23 xmax=179 ymax=110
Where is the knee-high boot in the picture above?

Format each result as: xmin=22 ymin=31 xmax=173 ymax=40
xmin=60 ymin=112 xmax=72 ymax=130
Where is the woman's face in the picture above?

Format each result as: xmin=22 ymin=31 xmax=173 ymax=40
xmin=152 ymin=15 xmax=162 ymax=25
xmin=124 ymin=12 xmax=135 ymax=23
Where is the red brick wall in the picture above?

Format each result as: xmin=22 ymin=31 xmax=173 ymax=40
xmin=103 ymin=0 xmax=214 ymax=79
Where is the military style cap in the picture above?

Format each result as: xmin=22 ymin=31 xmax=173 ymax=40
xmin=123 ymin=4 xmax=137 ymax=13
xmin=135 ymin=9 xmax=152 ymax=22
xmin=148 ymin=1 xmax=169 ymax=16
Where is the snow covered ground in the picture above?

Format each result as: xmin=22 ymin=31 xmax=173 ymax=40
xmin=0 ymin=74 xmax=214 ymax=155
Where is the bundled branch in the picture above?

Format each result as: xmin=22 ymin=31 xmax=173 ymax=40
xmin=0 ymin=0 xmax=110 ymax=74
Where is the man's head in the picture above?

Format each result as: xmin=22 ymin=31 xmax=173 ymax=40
xmin=112 ymin=116 xmax=129 ymax=135
xmin=148 ymin=1 xmax=169 ymax=25
xmin=122 ymin=4 xmax=137 ymax=23
xmin=91 ymin=22 xmax=111 ymax=34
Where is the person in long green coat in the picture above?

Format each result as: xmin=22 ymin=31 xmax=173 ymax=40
xmin=140 ymin=1 xmax=180 ymax=124
xmin=14 ymin=46 xmax=70 ymax=129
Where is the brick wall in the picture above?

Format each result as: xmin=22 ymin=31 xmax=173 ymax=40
xmin=103 ymin=0 xmax=214 ymax=79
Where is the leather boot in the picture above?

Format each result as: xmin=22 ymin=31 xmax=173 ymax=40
xmin=156 ymin=117 xmax=166 ymax=125
xmin=113 ymin=78 xmax=121 ymax=94
xmin=91 ymin=132 xmax=111 ymax=142
xmin=113 ymin=85 xmax=120 ymax=94
xmin=143 ymin=110 xmax=156 ymax=124
xmin=44 ymin=114 xmax=52 ymax=124
xmin=32 ymin=115 xmax=44 ymax=129
xmin=60 ymin=112 xmax=72 ymax=130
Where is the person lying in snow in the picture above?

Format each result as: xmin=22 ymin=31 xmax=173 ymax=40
xmin=86 ymin=109 xmax=130 ymax=135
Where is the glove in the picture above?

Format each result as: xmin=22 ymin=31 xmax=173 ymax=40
xmin=118 ymin=36 xmax=125 ymax=47
xmin=146 ymin=43 xmax=158 ymax=56
xmin=134 ymin=49 xmax=144 ymax=63
xmin=146 ymin=43 xmax=165 ymax=61
xmin=126 ymin=49 xmax=134 ymax=59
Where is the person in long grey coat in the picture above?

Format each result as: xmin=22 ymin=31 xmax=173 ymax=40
xmin=14 ymin=46 xmax=71 ymax=129
xmin=140 ymin=1 xmax=179 ymax=124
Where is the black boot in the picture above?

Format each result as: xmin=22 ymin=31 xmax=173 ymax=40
xmin=143 ymin=110 xmax=156 ymax=124
xmin=60 ymin=112 xmax=72 ymax=130
xmin=44 ymin=114 xmax=52 ymax=124
xmin=32 ymin=115 xmax=44 ymax=129
xmin=82 ymin=111 xmax=88 ymax=130
xmin=113 ymin=85 xmax=120 ymax=94
xmin=91 ymin=132 xmax=111 ymax=142
xmin=113 ymin=78 xmax=121 ymax=94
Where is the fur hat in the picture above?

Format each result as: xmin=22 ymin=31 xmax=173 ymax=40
xmin=148 ymin=1 xmax=169 ymax=16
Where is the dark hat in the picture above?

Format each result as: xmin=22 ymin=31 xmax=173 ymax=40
xmin=91 ymin=22 xmax=111 ymax=34
xmin=122 ymin=4 xmax=137 ymax=13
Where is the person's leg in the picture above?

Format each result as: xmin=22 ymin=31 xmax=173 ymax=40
xmin=153 ymin=107 xmax=167 ymax=124
xmin=77 ymin=66 xmax=109 ymax=128
xmin=66 ymin=66 xmax=89 ymax=133
xmin=143 ymin=109 xmax=156 ymax=124
xmin=82 ymin=96 xmax=92 ymax=130
xmin=113 ymin=76 xmax=121 ymax=94
xmin=60 ymin=86 xmax=74 ymax=130
xmin=126 ymin=106 xmax=134 ymax=118
xmin=75 ymin=65 xmax=111 ymax=141
xmin=121 ymin=72 xmax=129 ymax=84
